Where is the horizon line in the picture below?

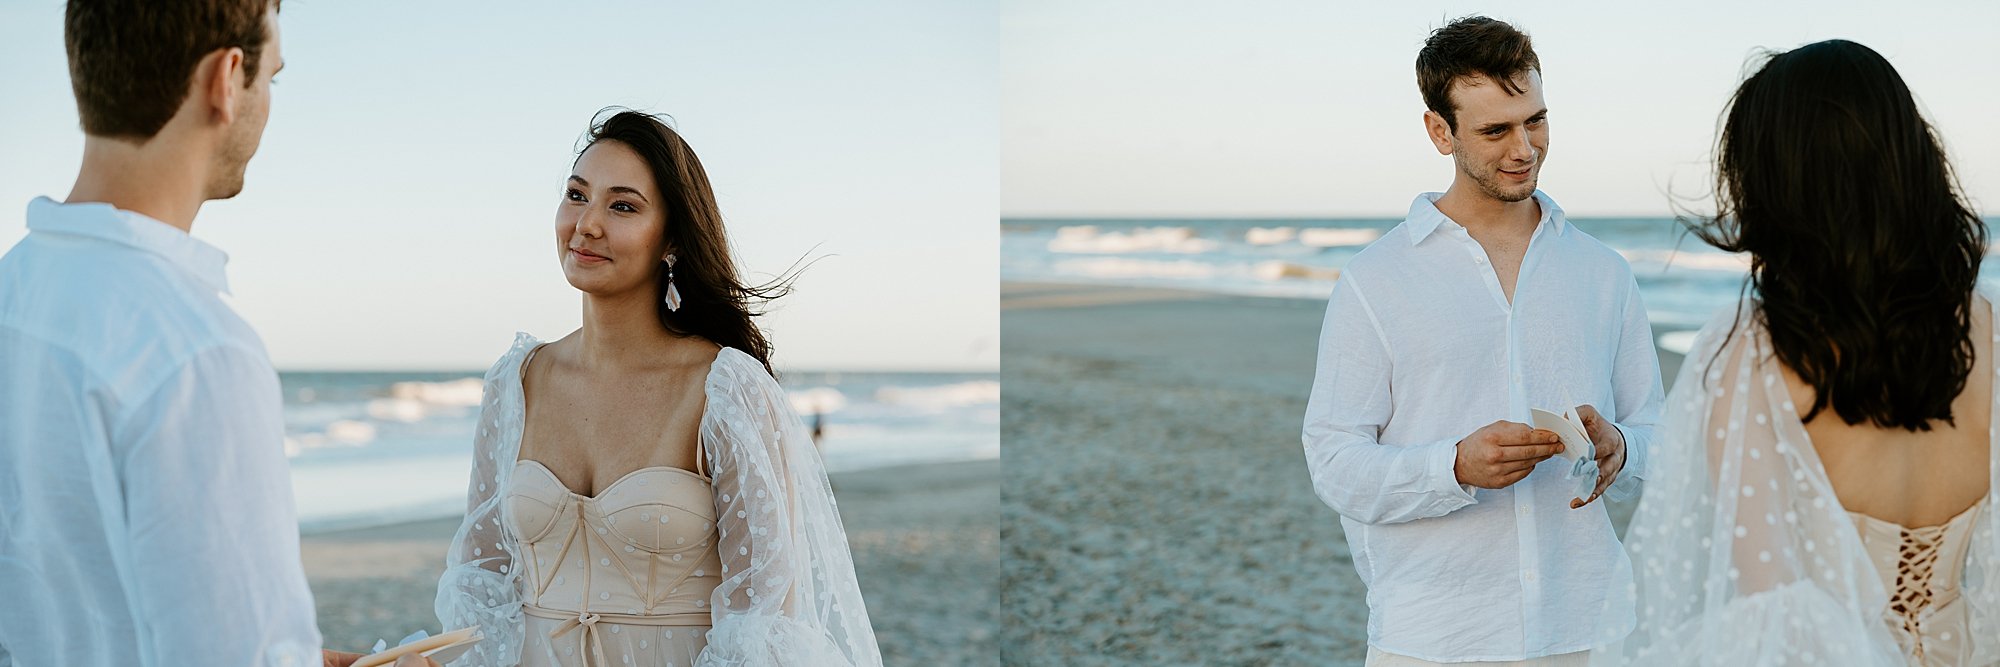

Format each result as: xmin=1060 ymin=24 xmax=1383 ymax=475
xmin=1002 ymin=212 xmax=1684 ymax=221
xmin=272 ymin=365 xmax=999 ymax=375
xmin=1002 ymin=213 xmax=2000 ymax=222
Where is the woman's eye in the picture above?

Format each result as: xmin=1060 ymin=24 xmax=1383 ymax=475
xmin=565 ymin=189 xmax=585 ymax=202
xmin=611 ymin=201 xmax=637 ymax=213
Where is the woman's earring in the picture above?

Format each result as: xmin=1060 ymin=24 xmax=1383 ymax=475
xmin=663 ymin=254 xmax=683 ymax=312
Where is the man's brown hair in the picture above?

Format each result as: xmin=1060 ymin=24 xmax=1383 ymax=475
xmin=65 ymin=0 xmax=280 ymax=141
xmin=1416 ymin=16 xmax=1539 ymax=133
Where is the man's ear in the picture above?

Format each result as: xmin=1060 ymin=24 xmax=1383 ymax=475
xmin=1423 ymin=110 xmax=1455 ymax=156
xmin=197 ymin=47 xmax=248 ymax=126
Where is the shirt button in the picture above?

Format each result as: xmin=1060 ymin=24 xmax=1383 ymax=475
xmin=1525 ymin=571 xmax=1538 ymax=583
xmin=1518 ymin=505 xmax=1530 ymax=516
xmin=1474 ymin=256 xmax=1487 ymax=265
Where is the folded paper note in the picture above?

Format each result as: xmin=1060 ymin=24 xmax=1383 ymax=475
xmin=353 ymin=627 xmax=483 ymax=667
xmin=1530 ymin=407 xmax=1599 ymax=502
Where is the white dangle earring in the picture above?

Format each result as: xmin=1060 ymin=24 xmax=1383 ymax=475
xmin=663 ymin=254 xmax=683 ymax=312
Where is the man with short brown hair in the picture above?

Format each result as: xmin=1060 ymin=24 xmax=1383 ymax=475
xmin=1301 ymin=15 xmax=1663 ymax=665
xmin=0 ymin=2 xmax=427 ymax=666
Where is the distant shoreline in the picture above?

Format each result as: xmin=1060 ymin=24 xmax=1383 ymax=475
xmin=274 ymin=367 xmax=1000 ymax=375
xmin=1000 ymin=280 xmax=1692 ymax=382
xmin=294 ymin=451 xmax=1001 ymax=536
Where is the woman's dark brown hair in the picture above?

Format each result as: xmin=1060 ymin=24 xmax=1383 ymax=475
xmin=579 ymin=109 xmax=800 ymax=377
xmin=1686 ymin=39 xmax=1986 ymax=431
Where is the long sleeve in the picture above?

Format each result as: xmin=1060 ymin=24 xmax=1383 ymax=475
xmin=1603 ymin=275 xmax=1665 ymax=502
xmin=1302 ymin=274 xmax=1478 ymax=526
xmin=436 ymin=339 xmax=532 ymax=666
xmin=113 ymin=343 xmax=321 ymax=667
xmin=697 ymin=350 xmax=882 ymax=667
xmin=1599 ymin=306 xmax=1905 ymax=664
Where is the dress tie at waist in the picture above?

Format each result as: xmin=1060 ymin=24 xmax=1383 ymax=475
xmin=524 ymin=604 xmax=710 ymax=667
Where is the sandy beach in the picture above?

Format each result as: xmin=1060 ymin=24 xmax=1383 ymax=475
xmin=1000 ymin=282 xmax=1688 ymax=666
xmin=304 ymin=458 xmax=998 ymax=666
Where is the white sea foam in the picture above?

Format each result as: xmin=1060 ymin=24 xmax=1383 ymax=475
xmin=1657 ymin=330 xmax=1700 ymax=356
xmin=362 ymin=378 xmax=485 ymax=423
xmin=390 ymin=378 xmax=484 ymax=407
xmin=789 ymin=387 xmax=849 ymax=415
xmin=367 ymin=398 xmax=428 ymax=422
xmin=1253 ymin=261 xmax=1341 ymax=282
xmin=325 ymin=420 xmax=379 ymax=444
xmin=1052 ymin=257 xmax=1223 ymax=280
xmin=283 ymin=369 xmax=999 ymax=531
xmin=1619 ymin=249 xmax=1751 ymax=273
xmin=291 ymin=454 xmax=472 ymax=533
xmin=875 ymin=380 xmax=1000 ymax=411
xmin=1298 ymin=228 xmax=1382 ymax=248
xmin=1245 ymin=227 xmax=1297 ymax=246
xmin=1048 ymin=226 xmax=1219 ymax=254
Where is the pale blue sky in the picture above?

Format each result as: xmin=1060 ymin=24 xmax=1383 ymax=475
xmin=1004 ymin=0 xmax=2000 ymax=218
xmin=0 ymin=0 xmax=998 ymax=371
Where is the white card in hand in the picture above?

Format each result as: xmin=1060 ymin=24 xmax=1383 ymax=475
xmin=1531 ymin=407 xmax=1602 ymax=502
xmin=352 ymin=626 xmax=483 ymax=667
xmin=1529 ymin=407 xmax=1593 ymax=463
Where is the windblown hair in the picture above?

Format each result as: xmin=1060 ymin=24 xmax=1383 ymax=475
xmin=579 ymin=109 xmax=800 ymax=377
xmin=65 ymin=0 xmax=280 ymax=141
xmin=1685 ymin=39 xmax=1986 ymax=431
xmin=1416 ymin=15 xmax=1540 ymax=132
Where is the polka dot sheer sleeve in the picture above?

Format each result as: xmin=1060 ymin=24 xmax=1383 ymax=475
xmin=435 ymin=334 xmax=538 ymax=666
xmin=694 ymin=348 xmax=882 ymax=667
xmin=1600 ymin=292 xmax=2000 ymax=665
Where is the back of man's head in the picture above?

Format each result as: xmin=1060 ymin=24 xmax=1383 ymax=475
xmin=66 ymin=0 xmax=280 ymax=142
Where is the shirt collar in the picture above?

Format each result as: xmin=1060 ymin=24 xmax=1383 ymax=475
xmin=1405 ymin=190 xmax=1567 ymax=245
xmin=25 ymin=196 xmax=232 ymax=294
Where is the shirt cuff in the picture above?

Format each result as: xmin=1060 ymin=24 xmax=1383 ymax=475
xmin=1605 ymin=421 xmax=1643 ymax=502
xmin=1429 ymin=437 xmax=1480 ymax=505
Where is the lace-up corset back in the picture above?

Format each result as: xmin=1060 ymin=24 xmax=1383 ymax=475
xmin=1849 ymin=502 xmax=1986 ymax=665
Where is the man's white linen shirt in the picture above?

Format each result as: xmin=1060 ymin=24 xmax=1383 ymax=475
xmin=1301 ymin=191 xmax=1664 ymax=661
xmin=0 ymin=198 xmax=320 ymax=666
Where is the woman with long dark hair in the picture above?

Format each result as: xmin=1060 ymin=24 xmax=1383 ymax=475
xmin=434 ymin=110 xmax=881 ymax=666
xmin=1603 ymin=40 xmax=1998 ymax=665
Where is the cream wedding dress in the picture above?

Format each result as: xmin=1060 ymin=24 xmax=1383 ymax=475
xmin=1599 ymin=290 xmax=2000 ymax=666
xmin=435 ymin=333 xmax=882 ymax=667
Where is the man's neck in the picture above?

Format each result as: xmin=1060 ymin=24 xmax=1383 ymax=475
xmin=64 ymin=136 xmax=208 ymax=233
xmin=1432 ymin=183 xmax=1540 ymax=239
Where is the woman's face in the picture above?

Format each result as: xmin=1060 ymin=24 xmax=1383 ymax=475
xmin=556 ymin=140 xmax=669 ymax=297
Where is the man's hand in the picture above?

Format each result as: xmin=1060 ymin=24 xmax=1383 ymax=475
xmin=1569 ymin=404 xmax=1627 ymax=508
xmin=1454 ymin=420 xmax=1565 ymax=489
xmin=322 ymin=649 xmax=439 ymax=667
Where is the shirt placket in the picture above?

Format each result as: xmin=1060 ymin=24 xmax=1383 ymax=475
xmin=1506 ymin=221 xmax=1552 ymax=651
xmin=1453 ymin=226 xmax=1513 ymax=314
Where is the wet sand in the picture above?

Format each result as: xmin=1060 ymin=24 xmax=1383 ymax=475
xmin=1000 ymin=282 xmax=1685 ymax=666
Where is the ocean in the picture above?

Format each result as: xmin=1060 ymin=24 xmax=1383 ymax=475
xmin=282 ymin=368 xmax=998 ymax=533
xmin=1003 ymin=215 xmax=2000 ymax=341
